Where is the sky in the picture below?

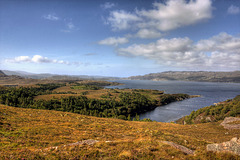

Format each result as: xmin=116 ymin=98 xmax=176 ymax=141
xmin=0 ymin=0 xmax=240 ymax=77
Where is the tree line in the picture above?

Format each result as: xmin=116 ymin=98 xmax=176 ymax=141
xmin=0 ymin=83 xmax=189 ymax=120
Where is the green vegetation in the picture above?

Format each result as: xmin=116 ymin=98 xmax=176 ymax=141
xmin=158 ymin=94 xmax=189 ymax=105
xmin=0 ymin=81 xmax=189 ymax=120
xmin=71 ymin=85 xmax=103 ymax=90
xmin=179 ymin=95 xmax=240 ymax=124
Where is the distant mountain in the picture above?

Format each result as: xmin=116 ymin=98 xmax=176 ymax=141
xmin=3 ymin=70 xmax=56 ymax=79
xmin=128 ymin=71 xmax=240 ymax=83
xmin=0 ymin=70 xmax=6 ymax=77
xmin=0 ymin=70 xmax=24 ymax=82
xmin=2 ymin=70 xmax=120 ymax=80
xmin=46 ymin=75 xmax=120 ymax=81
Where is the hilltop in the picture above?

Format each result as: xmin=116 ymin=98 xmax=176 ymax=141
xmin=128 ymin=71 xmax=240 ymax=83
xmin=1 ymin=104 xmax=240 ymax=159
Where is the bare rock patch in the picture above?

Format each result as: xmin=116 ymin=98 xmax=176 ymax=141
xmin=160 ymin=141 xmax=195 ymax=155
xmin=207 ymin=137 xmax=240 ymax=156
xmin=220 ymin=117 xmax=240 ymax=130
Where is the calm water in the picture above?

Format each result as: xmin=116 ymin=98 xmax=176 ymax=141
xmin=106 ymin=80 xmax=240 ymax=122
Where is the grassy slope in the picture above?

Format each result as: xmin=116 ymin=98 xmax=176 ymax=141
xmin=35 ymin=86 xmax=164 ymax=101
xmin=1 ymin=105 xmax=240 ymax=159
xmin=177 ymin=95 xmax=240 ymax=124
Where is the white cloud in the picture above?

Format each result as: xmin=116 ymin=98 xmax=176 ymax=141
xmin=98 ymin=37 xmax=129 ymax=46
xmin=42 ymin=13 xmax=77 ymax=33
xmin=118 ymin=32 xmax=240 ymax=70
xmin=43 ymin=14 xmax=59 ymax=21
xmin=107 ymin=10 xmax=142 ymax=30
xmin=138 ymin=0 xmax=212 ymax=31
xmin=106 ymin=0 xmax=212 ymax=32
xmin=13 ymin=56 xmax=31 ymax=63
xmin=67 ymin=22 xmax=75 ymax=30
xmin=227 ymin=5 xmax=240 ymax=15
xmin=135 ymin=29 xmax=162 ymax=39
xmin=196 ymin=32 xmax=240 ymax=53
xmin=32 ymin=55 xmax=52 ymax=63
xmin=101 ymin=2 xmax=115 ymax=9
xmin=6 ymin=55 xmax=70 ymax=65
xmin=61 ymin=22 xmax=78 ymax=33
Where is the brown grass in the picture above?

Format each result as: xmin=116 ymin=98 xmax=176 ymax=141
xmin=35 ymin=87 xmax=164 ymax=101
xmin=1 ymin=104 xmax=240 ymax=159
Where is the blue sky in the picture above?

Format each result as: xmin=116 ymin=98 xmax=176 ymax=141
xmin=0 ymin=0 xmax=239 ymax=77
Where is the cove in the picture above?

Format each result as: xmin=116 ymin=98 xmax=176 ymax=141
xmin=106 ymin=80 xmax=240 ymax=122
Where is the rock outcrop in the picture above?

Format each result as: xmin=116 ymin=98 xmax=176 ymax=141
xmin=43 ymin=139 xmax=99 ymax=152
xmin=160 ymin=141 xmax=195 ymax=155
xmin=207 ymin=137 xmax=240 ymax=156
xmin=220 ymin=117 xmax=240 ymax=130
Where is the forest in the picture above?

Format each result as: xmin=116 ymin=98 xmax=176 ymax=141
xmin=0 ymin=82 xmax=190 ymax=120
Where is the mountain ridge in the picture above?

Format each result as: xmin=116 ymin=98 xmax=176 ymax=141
xmin=128 ymin=71 xmax=240 ymax=83
xmin=2 ymin=70 xmax=120 ymax=80
xmin=0 ymin=70 xmax=6 ymax=77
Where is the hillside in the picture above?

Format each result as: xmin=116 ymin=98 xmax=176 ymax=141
xmin=0 ymin=80 xmax=190 ymax=120
xmin=1 ymin=104 xmax=240 ymax=159
xmin=2 ymin=70 xmax=120 ymax=80
xmin=0 ymin=70 xmax=26 ymax=85
xmin=0 ymin=70 xmax=86 ymax=86
xmin=128 ymin=71 xmax=240 ymax=83
xmin=0 ymin=70 xmax=6 ymax=77
xmin=177 ymin=95 xmax=240 ymax=124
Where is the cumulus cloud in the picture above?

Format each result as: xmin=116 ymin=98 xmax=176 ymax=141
xmin=11 ymin=56 xmax=31 ymax=63
xmin=196 ymin=32 xmax=240 ymax=53
xmin=6 ymin=55 xmax=70 ymax=65
xmin=101 ymin=2 xmax=115 ymax=9
xmin=107 ymin=10 xmax=142 ymax=30
xmin=43 ymin=14 xmax=59 ymax=21
xmin=106 ymin=0 xmax=212 ymax=32
xmin=227 ymin=5 xmax=240 ymax=15
xmin=118 ymin=32 xmax=240 ymax=70
xmin=135 ymin=29 xmax=162 ymax=39
xmin=98 ymin=37 xmax=129 ymax=46
xmin=138 ymin=0 xmax=212 ymax=31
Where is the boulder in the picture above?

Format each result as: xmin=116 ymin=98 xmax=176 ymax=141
xmin=220 ymin=117 xmax=240 ymax=130
xmin=160 ymin=141 xmax=195 ymax=155
xmin=207 ymin=137 xmax=240 ymax=156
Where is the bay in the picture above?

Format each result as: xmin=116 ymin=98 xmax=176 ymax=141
xmin=106 ymin=80 xmax=240 ymax=122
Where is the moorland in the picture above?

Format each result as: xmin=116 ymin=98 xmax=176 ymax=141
xmin=0 ymin=70 xmax=240 ymax=159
